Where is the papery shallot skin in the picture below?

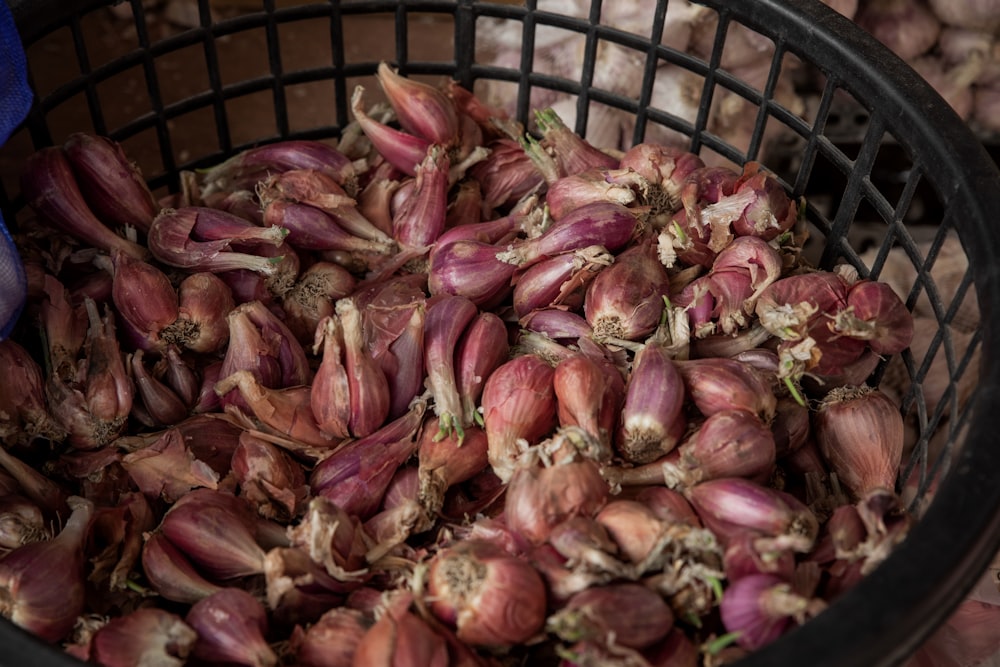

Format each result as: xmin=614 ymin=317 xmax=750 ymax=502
xmin=619 ymin=142 xmax=706 ymax=218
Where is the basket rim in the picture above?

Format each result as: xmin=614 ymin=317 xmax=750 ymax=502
xmin=4 ymin=1 xmax=1000 ymax=666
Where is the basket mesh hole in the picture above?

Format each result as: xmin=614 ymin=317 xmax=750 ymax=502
xmin=42 ymin=93 xmax=97 ymax=147
xmin=0 ymin=133 xmax=34 ymax=197
xmin=870 ymin=137 xmax=941 ymax=227
xmin=407 ymin=13 xmax=454 ymax=62
xmin=558 ymin=99 xmax=630 ymax=150
xmin=225 ymin=90 xmax=277 ymax=148
xmin=217 ymin=28 xmax=270 ymax=88
xmin=642 ymin=63 xmax=704 ymax=145
xmin=95 ymin=68 xmax=153 ymax=135
xmin=823 ymin=88 xmax=869 ymax=159
xmin=525 ymin=23 xmax=587 ymax=83
xmin=278 ymin=19 xmax=332 ymax=73
xmin=83 ymin=8 xmax=139 ymax=66
xmin=473 ymin=16 xmax=518 ymax=62
xmin=24 ymin=28 xmax=81 ymax=99
xmin=155 ymin=44 xmax=210 ymax=107
xmin=591 ymin=39 xmax=646 ymax=100
xmin=119 ymin=127 xmax=167 ymax=187
xmin=471 ymin=77 xmax=519 ymax=119
xmin=343 ymin=14 xmax=396 ymax=64
xmin=167 ymin=105 xmax=220 ymax=168
xmin=715 ymin=22 xmax=776 ymax=72
xmin=286 ymin=80 xmax=338 ymax=133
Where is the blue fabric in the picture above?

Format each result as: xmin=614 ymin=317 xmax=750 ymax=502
xmin=0 ymin=0 xmax=31 ymax=340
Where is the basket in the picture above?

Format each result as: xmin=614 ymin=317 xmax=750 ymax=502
xmin=2 ymin=1 xmax=1000 ymax=665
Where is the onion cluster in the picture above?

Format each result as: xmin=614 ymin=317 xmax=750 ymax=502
xmin=2 ymin=63 xmax=921 ymax=665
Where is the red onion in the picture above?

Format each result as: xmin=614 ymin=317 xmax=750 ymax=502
xmin=108 ymin=249 xmax=179 ymax=350
xmin=549 ymin=582 xmax=674 ymax=650
xmin=481 ymin=353 xmax=558 ymax=482
xmin=584 ymin=238 xmax=671 ymax=343
xmin=676 ymin=357 xmax=777 ymax=422
xmin=141 ymin=530 xmax=224 ymax=604
xmin=158 ymin=489 xmax=267 ymax=580
xmin=309 ymin=399 xmax=426 ymax=520
xmin=497 ymin=201 xmax=640 ymax=268
xmin=424 ymin=538 xmax=548 ymax=647
xmin=290 ymin=606 xmax=370 ymax=667
xmin=553 ymin=351 xmax=621 ymax=459
xmin=20 ymin=146 xmax=148 ymax=260
xmin=377 ymin=62 xmax=459 ymax=146
xmin=504 ymin=429 xmax=610 ymax=545
xmin=353 ymin=591 xmax=450 ymax=667
xmin=186 ymin=587 xmax=278 ymax=667
xmin=616 ymin=341 xmax=686 ymax=464
xmin=200 ymin=139 xmax=357 ymax=195
xmin=424 ymin=294 xmax=479 ymax=441
xmin=720 ymin=573 xmax=826 ymax=651
xmin=63 ymin=132 xmax=159 ymax=233
xmin=533 ymin=107 xmax=620 ymax=177
xmin=262 ymin=199 xmax=391 ymax=254
xmin=0 ymin=339 xmax=64 ymax=444
xmin=512 ymin=245 xmax=613 ymax=317
xmin=814 ymin=384 xmax=905 ymax=500
xmin=544 ymin=167 xmax=641 ymax=220
xmin=454 ymin=311 xmax=510 ymax=428
xmin=149 ymin=207 xmax=288 ymax=275
xmin=686 ymin=477 xmax=819 ymax=553
xmin=393 ymin=145 xmax=450 ymax=253
xmin=662 ymin=409 xmax=777 ymax=490
xmin=417 ymin=422 xmax=490 ymax=516
xmin=0 ymin=496 xmax=93 ymax=643
xmin=87 ymin=608 xmax=197 ymax=667
xmin=427 ymin=238 xmax=518 ymax=308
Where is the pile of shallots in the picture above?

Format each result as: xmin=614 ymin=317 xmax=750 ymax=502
xmin=1 ymin=62 xmax=923 ymax=666
xmin=852 ymin=0 xmax=1000 ymax=135
xmin=477 ymin=0 xmax=1000 ymax=159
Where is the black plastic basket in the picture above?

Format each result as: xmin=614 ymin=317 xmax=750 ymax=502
xmin=2 ymin=1 xmax=1000 ymax=666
